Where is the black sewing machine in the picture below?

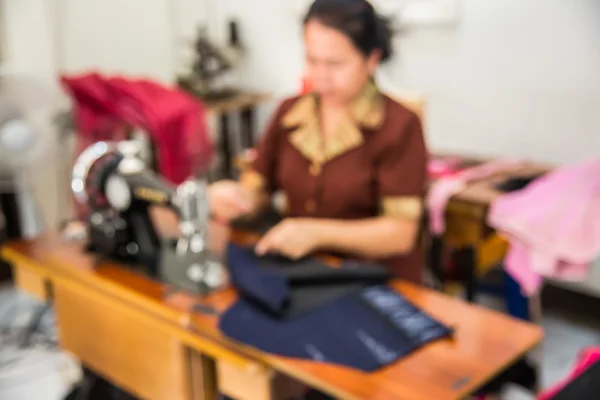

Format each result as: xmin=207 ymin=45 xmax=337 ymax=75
xmin=70 ymin=140 xmax=227 ymax=294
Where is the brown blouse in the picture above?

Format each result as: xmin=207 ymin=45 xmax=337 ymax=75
xmin=243 ymin=83 xmax=428 ymax=284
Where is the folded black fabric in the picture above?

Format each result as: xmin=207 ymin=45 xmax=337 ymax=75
xmin=229 ymin=207 xmax=282 ymax=233
xmin=226 ymin=244 xmax=390 ymax=317
xmin=219 ymin=244 xmax=453 ymax=372
xmin=225 ymin=243 xmax=290 ymax=316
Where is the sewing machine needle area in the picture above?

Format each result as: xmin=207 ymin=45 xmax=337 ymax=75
xmin=67 ymin=140 xmax=228 ymax=296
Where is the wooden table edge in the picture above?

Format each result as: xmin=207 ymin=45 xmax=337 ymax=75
xmin=1 ymin=246 xmax=262 ymax=371
xmin=1 ymin=241 xmax=545 ymax=400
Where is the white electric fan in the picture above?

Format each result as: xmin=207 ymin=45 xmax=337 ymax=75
xmin=0 ymin=71 xmax=66 ymax=238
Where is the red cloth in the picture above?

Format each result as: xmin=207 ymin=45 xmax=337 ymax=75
xmin=61 ymin=73 xmax=214 ymax=184
xmin=538 ymin=347 xmax=600 ymax=399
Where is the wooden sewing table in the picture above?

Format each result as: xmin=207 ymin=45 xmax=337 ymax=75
xmin=432 ymin=161 xmax=551 ymax=301
xmin=2 ymin=214 xmax=543 ymax=400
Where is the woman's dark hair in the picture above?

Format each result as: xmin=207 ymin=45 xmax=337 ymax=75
xmin=303 ymin=0 xmax=394 ymax=63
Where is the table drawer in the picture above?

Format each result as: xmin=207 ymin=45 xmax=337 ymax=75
xmin=217 ymin=360 xmax=305 ymax=400
xmin=53 ymin=279 xmax=189 ymax=400
xmin=13 ymin=263 xmax=49 ymax=301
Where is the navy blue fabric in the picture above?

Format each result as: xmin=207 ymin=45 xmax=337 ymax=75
xmin=226 ymin=243 xmax=290 ymax=315
xmin=220 ymin=244 xmax=453 ymax=371
xmin=219 ymin=285 xmax=453 ymax=372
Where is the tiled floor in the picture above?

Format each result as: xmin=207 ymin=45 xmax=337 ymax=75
xmin=483 ymin=284 xmax=600 ymax=399
xmin=538 ymin=286 xmax=600 ymax=386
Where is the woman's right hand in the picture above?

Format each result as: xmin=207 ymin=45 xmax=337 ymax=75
xmin=208 ymin=180 xmax=255 ymax=223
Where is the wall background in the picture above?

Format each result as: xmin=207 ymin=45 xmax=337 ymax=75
xmin=3 ymin=0 xmax=600 ymax=164
xmin=2 ymin=0 xmax=600 ymax=165
xmin=217 ymin=0 xmax=600 ymax=164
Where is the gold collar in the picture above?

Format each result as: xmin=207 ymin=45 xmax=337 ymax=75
xmin=282 ymin=83 xmax=385 ymax=165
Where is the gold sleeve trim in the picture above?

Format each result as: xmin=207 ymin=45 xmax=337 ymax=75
xmin=239 ymin=169 xmax=266 ymax=193
xmin=380 ymin=196 xmax=423 ymax=220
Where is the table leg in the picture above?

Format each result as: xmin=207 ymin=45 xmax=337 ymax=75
xmin=188 ymin=349 xmax=218 ymax=400
xmin=240 ymin=107 xmax=255 ymax=149
xmin=0 ymin=259 xmax=12 ymax=283
xmin=503 ymin=272 xmax=540 ymax=392
xmin=0 ymin=191 xmax=23 ymax=238
xmin=219 ymin=114 xmax=232 ymax=179
xmin=429 ymin=235 xmax=446 ymax=290
xmin=456 ymin=247 xmax=477 ymax=302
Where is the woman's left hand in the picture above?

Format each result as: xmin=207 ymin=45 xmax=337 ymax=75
xmin=255 ymin=218 xmax=321 ymax=259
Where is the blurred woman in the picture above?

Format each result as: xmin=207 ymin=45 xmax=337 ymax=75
xmin=209 ymin=0 xmax=428 ymax=284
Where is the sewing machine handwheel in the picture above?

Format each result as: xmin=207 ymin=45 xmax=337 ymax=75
xmin=71 ymin=141 xmax=123 ymax=210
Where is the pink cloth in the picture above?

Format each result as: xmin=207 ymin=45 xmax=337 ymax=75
xmin=538 ymin=347 xmax=600 ymax=399
xmin=428 ymin=157 xmax=465 ymax=179
xmin=488 ymin=158 xmax=600 ymax=296
xmin=427 ymin=159 xmax=524 ymax=235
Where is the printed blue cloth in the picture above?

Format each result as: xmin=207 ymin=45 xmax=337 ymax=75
xmin=219 ymin=244 xmax=453 ymax=371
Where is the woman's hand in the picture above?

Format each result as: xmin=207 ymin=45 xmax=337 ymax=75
xmin=208 ymin=180 xmax=254 ymax=222
xmin=255 ymin=218 xmax=321 ymax=259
